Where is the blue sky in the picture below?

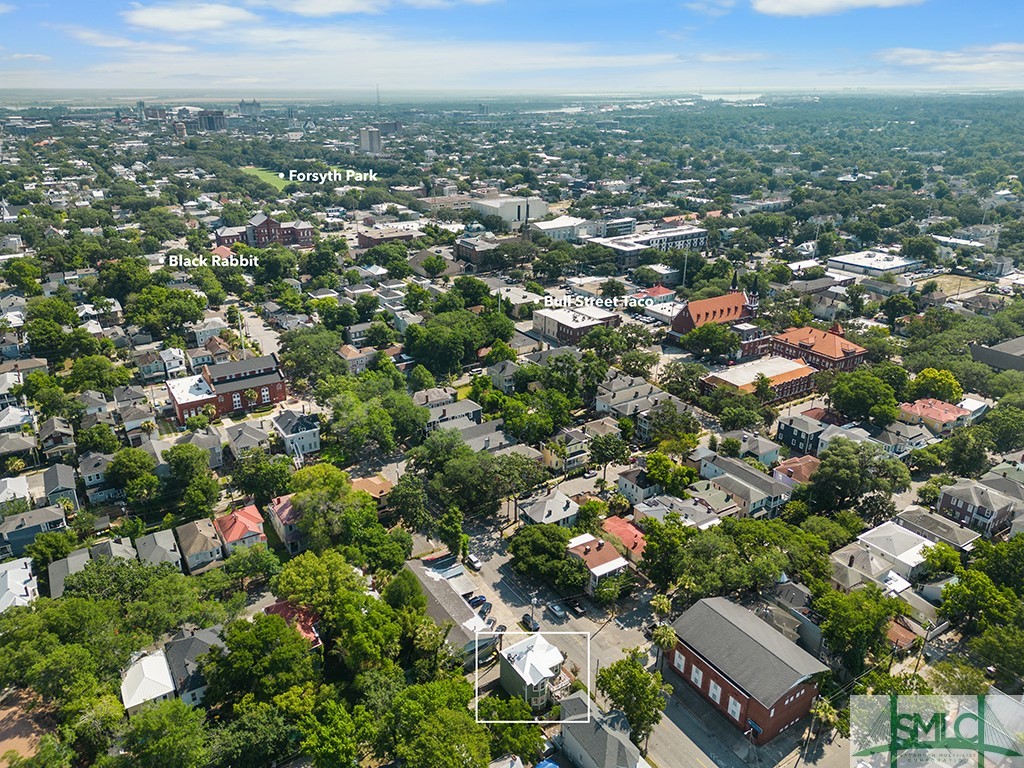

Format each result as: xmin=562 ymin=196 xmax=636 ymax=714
xmin=0 ymin=0 xmax=1021 ymax=93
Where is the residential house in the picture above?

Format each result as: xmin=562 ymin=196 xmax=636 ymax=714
xmin=499 ymin=633 xmax=566 ymax=710
xmin=488 ymin=360 xmax=519 ymax=395
xmin=224 ymin=421 xmax=271 ymax=459
xmin=337 ymin=344 xmax=375 ymax=375
xmin=937 ymin=479 xmax=1020 ymax=538
xmin=899 ymin=398 xmax=971 ymax=436
xmin=214 ymin=505 xmax=266 ymax=554
xmin=775 ymin=415 xmax=827 ymax=455
xmin=772 ymin=456 xmax=820 ymax=488
xmin=601 ymin=516 xmax=647 ymax=564
xmin=43 ymin=463 xmax=78 ymax=510
xmin=90 ymin=537 xmax=138 ymax=562
xmin=79 ymin=390 xmax=110 ymax=415
xmin=868 ymin=421 xmax=932 ymax=458
xmin=187 ymin=317 xmax=230 ymax=347
xmin=47 ymin=547 xmax=90 ymax=598
xmin=424 ymin=399 xmax=482 ymax=433
xmin=700 ymin=454 xmax=791 ymax=517
xmin=165 ymin=627 xmax=224 ymax=706
xmin=668 ymin=597 xmax=828 ymax=744
xmin=78 ymin=452 xmax=120 ymax=505
xmin=0 ymin=476 xmax=31 ymax=506
xmin=174 ymin=519 xmax=224 ymax=574
xmin=560 ymin=690 xmax=651 ymax=768
xmin=719 ymin=430 xmax=781 ymax=465
xmin=272 ymin=410 xmax=321 ymax=457
xmin=135 ymin=529 xmax=183 ymax=572
xmin=119 ymin=403 xmax=158 ymax=447
xmin=519 ymin=489 xmax=579 ymax=527
xmin=541 ymin=428 xmax=590 ymax=473
xmin=566 ymin=533 xmax=630 ymax=595
xmin=0 ymin=406 xmax=31 ymax=436
xmin=121 ymin=651 xmax=176 ymax=717
xmin=178 ymin=428 xmax=225 ymax=469
xmin=412 ymin=386 xmax=457 ymax=409
xmin=264 ymin=600 xmax=322 ymax=650
xmin=267 ymin=494 xmax=306 ymax=555
xmin=896 ymin=506 xmax=980 ymax=556
xmin=616 ymin=467 xmax=662 ymax=506
xmin=135 ymin=350 xmax=166 ymax=383
xmin=0 ymin=558 xmax=37 ymax=613
xmin=39 ymin=416 xmax=75 ymax=460
xmin=0 ymin=505 xmax=65 ymax=559
xmin=634 ymin=493 xmax=724 ymax=530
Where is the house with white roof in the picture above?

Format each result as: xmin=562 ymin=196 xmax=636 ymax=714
xmin=499 ymin=633 xmax=566 ymax=710
xmin=121 ymin=650 xmax=176 ymax=716
xmin=0 ymin=558 xmax=37 ymax=613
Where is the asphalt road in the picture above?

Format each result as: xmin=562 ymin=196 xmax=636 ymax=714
xmin=241 ymin=307 xmax=280 ymax=356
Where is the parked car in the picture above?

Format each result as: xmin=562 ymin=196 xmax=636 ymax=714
xmin=479 ymin=602 xmax=492 ymax=618
xmin=468 ymin=594 xmax=487 ymax=608
xmin=495 ymin=624 xmax=507 ymax=633
xmin=521 ymin=613 xmax=540 ymax=632
xmin=485 ymin=617 xmax=496 ymax=630
xmin=567 ymin=598 xmax=586 ymax=617
xmin=584 ymin=469 xmax=597 ymax=479
xmin=548 ymin=603 xmax=566 ymax=620
xmin=465 ymin=554 xmax=483 ymax=571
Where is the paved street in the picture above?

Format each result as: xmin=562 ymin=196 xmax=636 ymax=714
xmin=241 ymin=306 xmax=280 ymax=356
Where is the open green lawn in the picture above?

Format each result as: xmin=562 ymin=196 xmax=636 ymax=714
xmin=240 ymin=166 xmax=289 ymax=191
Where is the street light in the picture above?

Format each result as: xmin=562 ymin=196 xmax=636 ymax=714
xmin=530 ymin=596 xmax=538 ymax=622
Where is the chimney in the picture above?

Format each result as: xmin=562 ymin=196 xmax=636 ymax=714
xmin=848 ymin=554 xmax=856 ymax=567
xmin=564 ymin=500 xmax=570 ymax=510
xmin=597 ymin=539 xmax=605 ymax=550
xmin=584 ymin=546 xmax=591 ymax=555
xmin=787 ymin=468 xmax=794 ymax=477
xmin=441 ymin=408 xmax=446 ymax=417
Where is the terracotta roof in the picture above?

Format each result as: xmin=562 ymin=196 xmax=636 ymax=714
xmin=264 ymin=600 xmax=321 ymax=648
xmin=601 ymin=516 xmax=646 ymax=558
xmin=351 ymin=475 xmax=394 ymax=499
xmin=632 ymin=285 xmax=674 ymax=299
xmin=901 ymin=398 xmax=971 ymax=423
xmin=773 ymin=455 xmax=820 ymax=484
xmin=774 ymin=326 xmax=866 ymax=360
xmin=567 ymin=533 xmax=629 ymax=575
xmin=214 ymin=505 xmax=265 ymax=544
xmin=681 ymin=292 xmax=749 ymax=329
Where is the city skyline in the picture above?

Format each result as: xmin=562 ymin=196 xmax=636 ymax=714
xmin=0 ymin=0 xmax=1021 ymax=93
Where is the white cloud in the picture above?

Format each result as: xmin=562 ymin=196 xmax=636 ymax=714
xmin=123 ymin=3 xmax=260 ymax=31
xmin=751 ymin=0 xmax=923 ymax=15
xmin=880 ymin=43 xmax=1024 ymax=74
xmin=694 ymin=51 xmax=767 ymax=63
xmin=6 ymin=53 xmax=50 ymax=60
xmin=64 ymin=27 xmax=192 ymax=54
xmin=684 ymin=0 xmax=735 ymax=17
xmin=0 ymin=4 xmax=14 ymax=13
xmin=246 ymin=0 xmax=497 ymax=15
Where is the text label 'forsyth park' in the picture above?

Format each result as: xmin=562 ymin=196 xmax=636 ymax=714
xmin=281 ymin=169 xmax=378 ymax=183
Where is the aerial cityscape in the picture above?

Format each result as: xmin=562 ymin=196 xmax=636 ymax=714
xmin=2 ymin=2 xmax=1024 ymax=768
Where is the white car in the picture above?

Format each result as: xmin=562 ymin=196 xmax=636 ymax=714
xmin=466 ymin=554 xmax=483 ymax=571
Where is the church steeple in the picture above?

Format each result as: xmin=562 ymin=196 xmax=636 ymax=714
xmin=730 ymin=269 xmax=739 ymax=293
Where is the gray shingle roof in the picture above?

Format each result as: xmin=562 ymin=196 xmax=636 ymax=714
xmin=560 ymin=691 xmax=641 ymax=768
xmin=672 ymin=597 xmax=828 ymax=708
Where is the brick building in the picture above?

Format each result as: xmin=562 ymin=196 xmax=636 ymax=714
xmin=670 ymin=290 xmax=757 ymax=339
xmin=771 ymin=324 xmax=867 ymax=371
xmin=166 ymin=355 xmax=286 ymax=425
xmin=215 ymin=214 xmax=313 ymax=248
xmin=669 ymin=597 xmax=827 ymax=745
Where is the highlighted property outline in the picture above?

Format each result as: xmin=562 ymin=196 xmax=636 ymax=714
xmin=474 ymin=629 xmax=592 ymax=724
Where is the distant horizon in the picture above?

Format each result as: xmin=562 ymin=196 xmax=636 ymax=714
xmin=2 ymin=85 xmax=1024 ymax=110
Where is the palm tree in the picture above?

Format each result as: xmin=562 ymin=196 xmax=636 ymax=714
xmin=5 ymin=456 xmax=24 ymax=476
xmin=202 ymin=404 xmax=217 ymax=421
xmin=651 ymin=594 xmax=672 ymax=621
xmin=809 ymin=698 xmax=840 ymax=742
xmin=652 ymin=624 xmax=677 ymax=672
xmin=140 ymin=421 xmax=156 ymax=436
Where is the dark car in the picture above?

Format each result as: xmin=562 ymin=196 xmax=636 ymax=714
xmin=521 ymin=613 xmax=540 ymax=632
xmin=567 ymin=598 xmax=586 ymax=617
xmin=642 ymin=623 xmax=654 ymax=640
xmin=479 ymin=602 xmax=492 ymax=618
xmin=468 ymin=594 xmax=487 ymax=608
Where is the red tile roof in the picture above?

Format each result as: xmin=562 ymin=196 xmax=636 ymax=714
xmin=685 ymin=292 xmax=749 ymax=328
xmin=901 ymin=398 xmax=970 ymax=424
xmin=214 ymin=505 xmax=265 ymax=544
xmin=264 ymin=600 xmax=321 ymax=648
xmin=773 ymin=326 xmax=866 ymax=361
xmin=601 ymin=516 xmax=646 ymax=559
xmin=773 ymin=455 xmax=820 ymax=484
